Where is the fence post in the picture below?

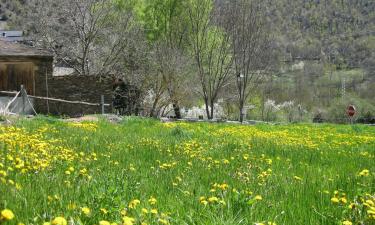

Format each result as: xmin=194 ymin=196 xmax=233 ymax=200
xmin=101 ymin=95 xmax=105 ymax=115
xmin=21 ymin=85 xmax=25 ymax=115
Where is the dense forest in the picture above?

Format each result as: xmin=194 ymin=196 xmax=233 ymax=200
xmin=1 ymin=0 xmax=374 ymax=123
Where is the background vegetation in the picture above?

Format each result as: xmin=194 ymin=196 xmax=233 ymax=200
xmin=0 ymin=0 xmax=374 ymax=123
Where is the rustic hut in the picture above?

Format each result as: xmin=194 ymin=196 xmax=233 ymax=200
xmin=0 ymin=39 xmax=53 ymax=114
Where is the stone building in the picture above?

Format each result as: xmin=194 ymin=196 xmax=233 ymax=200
xmin=0 ymin=39 xmax=113 ymax=116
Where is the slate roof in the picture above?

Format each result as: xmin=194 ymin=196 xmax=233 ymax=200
xmin=0 ymin=39 xmax=53 ymax=58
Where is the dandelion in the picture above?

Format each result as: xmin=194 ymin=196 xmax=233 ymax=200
xmin=208 ymin=196 xmax=219 ymax=203
xmin=219 ymin=183 xmax=229 ymax=190
xmin=366 ymin=200 xmax=374 ymax=206
xmin=99 ymin=221 xmax=111 ymax=225
xmin=342 ymin=220 xmax=352 ymax=225
xmin=123 ymin=216 xmax=135 ymax=225
xmin=129 ymin=199 xmax=141 ymax=209
xmin=81 ymin=207 xmax=91 ymax=216
xmin=340 ymin=197 xmax=348 ymax=204
xmin=331 ymin=197 xmax=339 ymax=203
xmin=158 ymin=218 xmax=169 ymax=224
xmin=359 ymin=169 xmax=370 ymax=177
xmin=148 ymin=197 xmax=157 ymax=205
xmin=0 ymin=209 xmax=15 ymax=221
xmin=100 ymin=208 xmax=108 ymax=214
xmin=51 ymin=217 xmax=67 ymax=225
xmin=150 ymin=209 xmax=158 ymax=215
xmin=255 ymin=195 xmax=262 ymax=201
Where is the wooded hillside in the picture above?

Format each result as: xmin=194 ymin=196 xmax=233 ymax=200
xmin=2 ymin=0 xmax=375 ymax=122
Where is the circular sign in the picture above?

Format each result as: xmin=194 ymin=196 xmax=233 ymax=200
xmin=346 ymin=105 xmax=356 ymax=117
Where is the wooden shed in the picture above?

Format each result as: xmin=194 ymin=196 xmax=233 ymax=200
xmin=0 ymin=39 xmax=53 ymax=95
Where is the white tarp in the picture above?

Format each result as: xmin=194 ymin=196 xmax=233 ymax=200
xmin=0 ymin=97 xmax=34 ymax=114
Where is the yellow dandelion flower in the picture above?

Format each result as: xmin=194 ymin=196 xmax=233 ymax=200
xmin=219 ymin=183 xmax=229 ymax=190
xmin=51 ymin=217 xmax=67 ymax=225
xmin=148 ymin=197 xmax=157 ymax=205
xmin=342 ymin=220 xmax=352 ymax=225
xmin=158 ymin=218 xmax=169 ymax=225
xmin=340 ymin=197 xmax=347 ymax=204
xmin=366 ymin=200 xmax=374 ymax=206
xmin=200 ymin=200 xmax=208 ymax=205
xmin=99 ymin=220 xmax=111 ymax=225
xmin=81 ymin=207 xmax=91 ymax=216
xmin=359 ymin=169 xmax=370 ymax=177
xmin=367 ymin=209 xmax=375 ymax=215
xmin=208 ymin=196 xmax=219 ymax=203
xmin=255 ymin=195 xmax=262 ymax=201
xmin=123 ymin=216 xmax=135 ymax=225
xmin=100 ymin=208 xmax=108 ymax=214
xmin=1 ymin=209 xmax=15 ymax=221
xmin=331 ymin=197 xmax=339 ymax=203
xmin=129 ymin=199 xmax=141 ymax=209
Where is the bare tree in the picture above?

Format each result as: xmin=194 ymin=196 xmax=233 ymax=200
xmin=147 ymin=43 xmax=192 ymax=118
xmin=23 ymin=0 xmax=136 ymax=76
xmin=188 ymin=0 xmax=233 ymax=120
xmin=221 ymin=0 xmax=273 ymax=122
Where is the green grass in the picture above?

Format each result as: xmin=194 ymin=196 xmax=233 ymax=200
xmin=0 ymin=117 xmax=374 ymax=225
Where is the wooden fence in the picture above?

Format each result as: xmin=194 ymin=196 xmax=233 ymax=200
xmin=0 ymin=85 xmax=110 ymax=115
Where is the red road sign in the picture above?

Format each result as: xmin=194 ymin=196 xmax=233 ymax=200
xmin=347 ymin=105 xmax=356 ymax=117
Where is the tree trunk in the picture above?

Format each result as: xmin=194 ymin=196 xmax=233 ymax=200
xmin=173 ymin=102 xmax=182 ymax=119
xmin=239 ymin=99 xmax=245 ymax=123
xmin=150 ymin=96 xmax=160 ymax=118
xmin=261 ymin=92 xmax=265 ymax=121
xmin=210 ymin=101 xmax=214 ymax=120
xmin=204 ymin=98 xmax=210 ymax=120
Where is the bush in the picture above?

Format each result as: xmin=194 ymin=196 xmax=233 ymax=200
xmin=326 ymin=95 xmax=375 ymax=124
xmin=357 ymin=111 xmax=375 ymax=124
xmin=312 ymin=110 xmax=326 ymax=123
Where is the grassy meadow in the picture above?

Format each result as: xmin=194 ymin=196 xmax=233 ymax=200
xmin=0 ymin=117 xmax=374 ymax=225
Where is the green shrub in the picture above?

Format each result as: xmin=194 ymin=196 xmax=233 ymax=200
xmin=326 ymin=95 xmax=375 ymax=123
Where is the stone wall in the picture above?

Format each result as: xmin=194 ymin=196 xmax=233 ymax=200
xmin=0 ymin=55 xmax=114 ymax=116
xmin=34 ymin=73 xmax=113 ymax=116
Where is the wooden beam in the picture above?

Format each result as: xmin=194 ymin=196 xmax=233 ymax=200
xmin=0 ymin=90 xmax=110 ymax=107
